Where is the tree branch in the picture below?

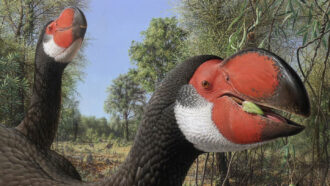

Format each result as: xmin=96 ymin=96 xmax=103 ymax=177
xmin=222 ymin=152 xmax=236 ymax=186
xmin=15 ymin=1 xmax=24 ymax=37
xmin=201 ymin=153 xmax=209 ymax=186
xmin=195 ymin=156 xmax=199 ymax=186
xmin=3 ymin=0 xmax=18 ymax=33
xmin=315 ymin=34 xmax=330 ymax=126
xmin=267 ymin=0 xmax=284 ymax=51
xmin=210 ymin=153 xmax=215 ymax=186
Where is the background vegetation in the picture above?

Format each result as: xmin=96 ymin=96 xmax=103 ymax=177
xmin=0 ymin=0 xmax=328 ymax=185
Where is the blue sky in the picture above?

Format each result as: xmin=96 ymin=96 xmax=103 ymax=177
xmin=77 ymin=0 xmax=175 ymax=118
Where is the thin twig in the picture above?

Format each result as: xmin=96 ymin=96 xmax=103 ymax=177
xmin=314 ymin=35 xmax=330 ymax=140
xmin=3 ymin=0 xmax=17 ymax=33
xmin=267 ymin=0 xmax=284 ymax=51
xmin=195 ymin=156 xmax=199 ymax=186
xmin=222 ymin=152 xmax=236 ymax=186
xmin=303 ymin=2 xmax=330 ymax=82
xmin=296 ymin=30 xmax=330 ymax=100
xmin=201 ymin=153 xmax=209 ymax=186
xmin=314 ymin=0 xmax=326 ymax=15
xmin=15 ymin=1 xmax=24 ymax=37
xmin=296 ymin=163 xmax=317 ymax=184
xmin=295 ymin=2 xmax=330 ymax=122
xmin=260 ymin=0 xmax=276 ymax=18
xmin=249 ymin=0 xmax=256 ymax=22
xmin=32 ymin=0 xmax=43 ymax=9
xmin=303 ymin=37 xmax=322 ymax=83
xmin=210 ymin=153 xmax=215 ymax=186
xmin=296 ymin=29 xmax=330 ymax=79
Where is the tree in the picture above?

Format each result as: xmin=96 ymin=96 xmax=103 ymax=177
xmin=57 ymin=99 xmax=81 ymax=141
xmin=78 ymin=116 xmax=111 ymax=142
xmin=104 ymin=71 xmax=146 ymax=141
xmin=0 ymin=0 xmax=89 ymax=130
xmin=0 ymin=53 xmax=28 ymax=126
xmin=129 ymin=17 xmax=187 ymax=92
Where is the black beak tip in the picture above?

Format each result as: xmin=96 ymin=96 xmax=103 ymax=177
xmin=71 ymin=7 xmax=87 ymax=38
xmin=294 ymin=87 xmax=311 ymax=117
xmin=270 ymin=49 xmax=311 ymax=118
xmin=261 ymin=121 xmax=305 ymax=141
xmin=290 ymin=124 xmax=305 ymax=135
xmin=284 ymin=118 xmax=306 ymax=137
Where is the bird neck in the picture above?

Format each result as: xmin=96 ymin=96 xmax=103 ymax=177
xmin=16 ymin=45 xmax=67 ymax=149
xmin=97 ymin=105 xmax=201 ymax=186
xmin=94 ymin=55 xmax=221 ymax=186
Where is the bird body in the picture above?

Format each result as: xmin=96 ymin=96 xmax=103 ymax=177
xmin=0 ymin=8 xmax=310 ymax=186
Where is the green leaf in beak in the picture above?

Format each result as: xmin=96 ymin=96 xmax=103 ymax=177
xmin=242 ymin=101 xmax=264 ymax=115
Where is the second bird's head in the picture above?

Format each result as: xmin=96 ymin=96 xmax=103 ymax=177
xmin=174 ymin=49 xmax=310 ymax=152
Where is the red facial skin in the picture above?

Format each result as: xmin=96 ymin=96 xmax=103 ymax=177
xmin=189 ymin=53 xmax=280 ymax=144
xmin=45 ymin=8 xmax=75 ymax=48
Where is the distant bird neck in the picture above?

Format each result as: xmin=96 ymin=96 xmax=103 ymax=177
xmin=16 ymin=44 xmax=67 ymax=149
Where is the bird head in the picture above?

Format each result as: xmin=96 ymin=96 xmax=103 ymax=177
xmin=42 ymin=7 xmax=87 ymax=63
xmin=174 ymin=49 xmax=310 ymax=152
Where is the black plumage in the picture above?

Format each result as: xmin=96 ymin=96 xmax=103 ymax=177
xmin=0 ymin=7 xmax=310 ymax=186
xmin=0 ymin=20 xmax=222 ymax=185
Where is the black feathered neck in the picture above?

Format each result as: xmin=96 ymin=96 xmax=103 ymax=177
xmin=96 ymin=55 xmax=222 ymax=186
xmin=16 ymin=23 xmax=67 ymax=149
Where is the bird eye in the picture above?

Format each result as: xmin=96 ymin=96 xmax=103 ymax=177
xmin=201 ymin=80 xmax=210 ymax=89
xmin=46 ymin=22 xmax=56 ymax=34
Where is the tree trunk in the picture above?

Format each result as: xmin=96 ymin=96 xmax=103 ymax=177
xmin=195 ymin=156 xmax=199 ymax=186
xmin=16 ymin=2 xmax=26 ymax=126
xmin=201 ymin=153 xmax=209 ymax=186
xmin=124 ymin=111 xmax=129 ymax=141
xmin=210 ymin=153 xmax=215 ymax=186
xmin=73 ymin=117 xmax=78 ymax=142
xmin=17 ymin=54 xmax=25 ymax=126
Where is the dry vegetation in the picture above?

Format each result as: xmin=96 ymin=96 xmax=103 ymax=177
xmin=53 ymin=141 xmax=131 ymax=182
xmin=53 ymin=142 xmax=215 ymax=185
xmin=54 ymin=139 xmax=330 ymax=185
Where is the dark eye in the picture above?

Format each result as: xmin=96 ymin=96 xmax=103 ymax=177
xmin=201 ymin=80 xmax=210 ymax=89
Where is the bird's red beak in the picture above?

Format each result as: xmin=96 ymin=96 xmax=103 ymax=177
xmin=45 ymin=7 xmax=87 ymax=48
xmin=189 ymin=49 xmax=310 ymax=144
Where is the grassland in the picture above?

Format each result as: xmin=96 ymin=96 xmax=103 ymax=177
xmin=53 ymin=141 xmax=215 ymax=185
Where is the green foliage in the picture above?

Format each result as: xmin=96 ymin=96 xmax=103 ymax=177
xmin=0 ymin=0 xmax=88 ymax=40
xmin=0 ymin=53 xmax=29 ymax=126
xmin=176 ymin=0 xmax=251 ymax=58
xmin=104 ymin=72 xmax=146 ymax=140
xmin=57 ymin=98 xmax=80 ymax=141
xmin=77 ymin=116 xmax=112 ymax=142
xmin=129 ymin=17 xmax=187 ymax=92
xmin=58 ymin=49 xmax=88 ymax=140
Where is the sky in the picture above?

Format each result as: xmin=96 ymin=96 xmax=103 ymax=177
xmin=77 ymin=0 xmax=175 ymax=118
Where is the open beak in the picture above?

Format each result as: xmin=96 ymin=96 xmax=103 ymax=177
xmin=209 ymin=49 xmax=310 ymax=144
